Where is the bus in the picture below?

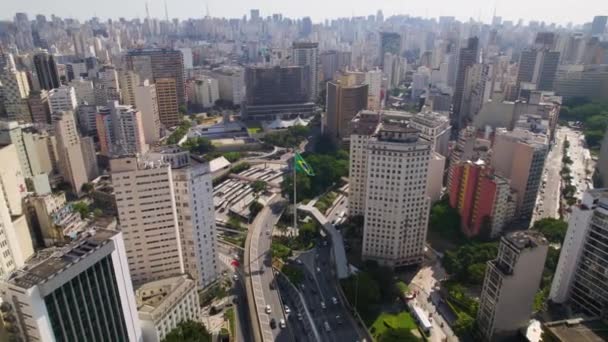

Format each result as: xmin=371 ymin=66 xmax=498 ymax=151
xmin=410 ymin=304 xmax=432 ymax=334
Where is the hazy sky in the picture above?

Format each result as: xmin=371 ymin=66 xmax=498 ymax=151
xmin=1 ymin=0 xmax=604 ymax=26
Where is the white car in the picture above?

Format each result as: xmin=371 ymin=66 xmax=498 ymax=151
xmin=321 ymin=302 xmax=326 ymax=310
xmin=265 ymin=305 xmax=271 ymax=314
xmin=284 ymin=305 xmax=291 ymax=314
xmin=279 ymin=319 xmax=286 ymax=328
xmin=331 ymin=297 xmax=338 ymax=305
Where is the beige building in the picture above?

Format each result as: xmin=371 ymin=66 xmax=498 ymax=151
xmin=155 ymin=78 xmax=180 ymax=128
xmin=68 ymin=78 xmax=96 ymax=105
xmin=136 ymin=275 xmax=200 ymax=342
xmin=31 ymin=192 xmax=87 ymax=245
xmin=48 ymin=86 xmax=78 ymax=114
xmin=0 ymin=144 xmax=27 ymax=216
xmin=325 ymin=81 xmax=368 ymax=143
xmin=0 ymin=67 xmax=31 ymax=122
xmin=427 ymin=152 xmax=445 ymax=203
xmin=134 ymin=80 xmax=161 ymax=144
xmin=350 ymin=119 xmax=432 ymax=267
xmin=478 ymin=231 xmax=548 ymax=341
xmin=409 ymin=111 xmax=451 ymax=157
xmin=53 ymin=111 xmax=91 ymax=195
xmin=27 ymin=90 xmax=51 ymax=124
xmin=119 ymin=70 xmax=141 ymax=106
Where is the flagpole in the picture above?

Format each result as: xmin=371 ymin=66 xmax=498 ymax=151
xmin=293 ymin=151 xmax=297 ymax=236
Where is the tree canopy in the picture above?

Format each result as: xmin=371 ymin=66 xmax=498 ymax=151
xmin=532 ymin=218 xmax=568 ymax=244
xmin=261 ymin=125 xmax=310 ymax=148
xmin=559 ymin=100 xmax=608 ymax=149
xmin=442 ymin=242 xmax=498 ymax=285
xmin=182 ymin=137 xmax=216 ymax=155
xmin=162 ymin=320 xmax=211 ymax=342
xmin=429 ymin=198 xmax=462 ymax=240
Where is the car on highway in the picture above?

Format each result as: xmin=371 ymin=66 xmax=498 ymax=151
xmin=270 ymin=318 xmax=277 ymax=329
xmin=316 ymin=267 xmax=321 ymax=273
xmin=321 ymin=301 xmax=326 ymax=310
xmin=280 ymin=319 xmax=286 ymax=328
xmin=335 ymin=315 xmax=343 ymax=325
xmin=265 ymin=305 xmax=272 ymax=314
xmin=296 ymin=259 xmax=303 ymax=265
xmin=323 ymin=321 xmax=331 ymax=332
xmin=285 ymin=305 xmax=291 ymax=314
xmin=297 ymin=313 xmax=303 ymax=321
xmin=232 ymin=274 xmax=238 ymax=281
xmin=331 ymin=297 xmax=338 ymax=305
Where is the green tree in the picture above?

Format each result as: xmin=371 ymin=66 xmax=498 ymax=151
xmin=532 ymin=218 xmax=568 ymax=244
xmin=182 ymin=137 xmax=215 ymax=155
xmin=271 ymin=242 xmax=292 ymax=260
xmin=72 ymin=202 xmax=90 ymax=219
xmin=227 ymin=217 xmax=243 ymax=231
xmin=166 ymin=121 xmax=192 ymax=145
xmin=249 ymin=201 xmax=263 ymax=217
xmin=429 ymin=198 xmax=462 ymax=240
xmin=452 ymin=313 xmax=475 ymax=336
xmin=81 ymin=182 xmax=94 ymax=194
xmin=251 ymin=180 xmax=267 ymax=196
xmin=162 ymin=320 xmax=211 ymax=342
xmin=340 ymin=271 xmax=380 ymax=315
xmin=466 ymin=263 xmax=487 ymax=284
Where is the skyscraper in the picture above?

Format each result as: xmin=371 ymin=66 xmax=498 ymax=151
xmin=591 ymin=16 xmax=608 ymax=36
xmin=325 ymin=81 xmax=368 ymax=143
xmin=452 ymin=37 xmax=479 ymax=132
xmin=0 ymin=230 xmax=143 ymax=342
xmin=477 ymin=231 xmax=548 ymax=341
xmin=550 ymin=189 xmax=608 ymax=317
xmin=0 ymin=64 xmax=31 ymax=122
xmin=53 ymin=111 xmax=92 ymax=195
xmin=33 ymin=51 xmax=60 ymax=91
xmin=27 ymin=90 xmax=51 ymax=124
xmin=96 ymin=101 xmax=148 ymax=157
xmin=155 ymin=78 xmax=180 ymax=127
xmin=125 ymin=49 xmax=186 ymax=106
xmin=292 ymin=42 xmax=319 ymax=102
xmin=134 ymin=80 xmax=161 ymax=144
xmin=350 ymin=120 xmax=432 ymax=267
xmin=379 ymin=32 xmax=401 ymax=67
xmin=48 ymin=86 xmax=78 ymax=114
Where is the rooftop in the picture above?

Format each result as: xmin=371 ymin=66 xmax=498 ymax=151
xmin=544 ymin=318 xmax=608 ymax=342
xmin=136 ymin=274 xmax=195 ymax=315
xmin=504 ymin=230 xmax=548 ymax=250
xmin=8 ymin=229 xmax=117 ymax=289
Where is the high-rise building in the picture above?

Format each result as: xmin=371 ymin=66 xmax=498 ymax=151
xmin=191 ymin=76 xmax=219 ymax=108
xmin=365 ymin=69 xmax=383 ymax=110
xmin=409 ymin=111 xmax=451 ymax=157
xmin=0 ymin=121 xmax=34 ymax=179
xmin=350 ymin=120 xmax=432 ymax=267
xmin=516 ymin=40 xmax=560 ymax=95
xmin=119 ymin=70 xmax=141 ymax=106
xmin=292 ymin=42 xmax=319 ymax=102
xmin=53 ymin=111 xmax=92 ymax=195
xmin=379 ymin=32 xmax=401 ymax=67
xmin=491 ymin=128 xmax=548 ymax=224
xmin=48 ymin=86 xmax=78 ymax=114
xmin=136 ymin=275 xmax=200 ymax=342
xmin=452 ymin=37 xmax=479 ymax=132
xmin=155 ymin=78 xmax=180 ymax=128
xmin=477 ymin=231 xmax=548 ymax=341
xmin=134 ymin=80 xmax=161 ymax=144
xmin=0 ymin=230 xmax=143 ymax=342
xmin=69 ymin=78 xmax=96 ymax=105
xmin=96 ymin=101 xmax=148 ymax=157
xmin=27 ymin=90 xmax=51 ymax=124
xmin=591 ymin=16 xmax=608 ymax=36
xmin=383 ymin=53 xmax=407 ymax=90
xmin=0 ymin=65 xmax=31 ymax=122
xmin=33 ymin=51 xmax=60 ymax=91
xmin=243 ymin=66 xmax=314 ymax=120
xmin=324 ymin=81 xmax=368 ymax=143
xmin=550 ymin=189 xmax=608 ymax=317
xmin=95 ymin=64 xmax=121 ymax=104
xmin=447 ymin=160 xmax=515 ymax=237
xmin=110 ymin=148 xmax=218 ymax=287
xmin=458 ymin=63 xmax=490 ymax=125
xmin=125 ymin=49 xmax=186 ymax=106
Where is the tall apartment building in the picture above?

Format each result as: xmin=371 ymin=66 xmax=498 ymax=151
xmin=477 ymin=231 xmax=548 ymax=341
xmin=243 ymin=65 xmax=314 ymax=120
xmin=96 ymin=101 xmax=147 ymax=157
xmin=0 ymin=230 xmax=143 ymax=342
xmin=48 ymin=86 xmax=78 ymax=114
xmin=69 ymin=78 xmax=96 ymax=105
xmin=155 ymin=78 xmax=180 ymax=128
xmin=134 ymin=80 xmax=161 ymax=144
xmin=491 ymin=128 xmax=548 ymax=224
xmin=95 ymin=64 xmax=121 ymax=104
xmin=591 ymin=16 xmax=608 ymax=36
xmin=550 ymin=189 xmax=608 ymax=317
xmin=191 ymin=76 xmax=219 ymax=108
xmin=33 ymin=51 xmax=60 ymax=90
xmin=452 ymin=37 xmax=479 ymax=132
xmin=27 ymin=90 xmax=51 ymax=124
xmin=350 ymin=119 xmax=432 ymax=267
xmin=448 ymin=160 xmax=515 ymax=237
xmin=0 ymin=121 xmax=34 ymax=179
xmin=383 ymin=53 xmax=407 ymax=90
xmin=111 ymin=148 xmax=218 ymax=287
xmin=516 ymin=47 xmax=560 ymax=94
xmin=459 ymin=63 xmax=490 ymax=125
xmin=325 ymin=81 xmax=368 ymax=143
xmin=409 ymin=111 xmax=451 ymax=157
xmin=125 ymin=48 xmax=186 ymax=106
xmin=136 ymin=275 xmax=200 ymax=342
xmin=119 ymin=70 xmax=141 ymax=106
xmin=211 ymin=66 xmax=245 ymax=105
xmin=0 ymin=66 xmax=31 ymax=122
xmin=53 ymin=111 xmax=92 ymax=195
xmin=292 ymin=42 xmax=319 ymax=102
xmin=379 ymin=32 xmax=401 ymax=67
xmin=365 ymin=69 xmax=383 ymax=110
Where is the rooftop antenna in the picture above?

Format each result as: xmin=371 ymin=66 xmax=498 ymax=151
xmin=164 ymin=0 xmax=169 ymax=21
xmin=206 ymin=3 xmax=210 ymax=18
xmin=145 ymin=1 xmax=150 ymax=19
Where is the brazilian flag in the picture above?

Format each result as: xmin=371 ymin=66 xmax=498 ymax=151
xmin=294 ymin=152 xmax=315 ymax=176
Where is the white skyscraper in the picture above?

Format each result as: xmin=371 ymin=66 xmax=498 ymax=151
xmin=0 ymin=230 xmax=143 ymax=342
xmin=53 ymin=111 xmax=91 ymax=195
xmin=134 ymin=80 xmax=161 ymax=144
xmin=48 ymin=85 xmax=78 ymax=114
xmin=350 ymin=116 xmax=432 ymax=267
xmin=96 ymin=101 xmax=148 ymax=157
xmin=69 ymin=78 xmax=96 ymax=105
xmin=365 ymin=68 xmax=383 ymax=110
xmin=0 ymin=65 xmax=31 ymax=122
xmin=292 ymin=42 xmax=319 ymax=102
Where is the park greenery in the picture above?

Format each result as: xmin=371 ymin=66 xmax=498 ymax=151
xmin=531 ymin=218 xmax=568 ymax=244
xmin=182 ymin=137 xmax=216 ymax=155
xmin=443 ymin=281 xmax=479 ymax=336
xmin=314 ymin=191 xmax=338 ymax=214
xmin=560 ymin=138 xmax=578 ymax=205
xmin=248 ymin=201 xmax=263 ymax=218
xmin=166 ymin=121 xmax=192 ymax=145
xmin=428 ymin=198 xmax=463 ymax=242
xmin=270 ymin=242 xmax=292 ymax=260
xmin=261 ymin=125 xmax=310 ymax=148
xmin=251 ymin=180 xmax=267 ymax=195
xmin=442 ymin=242 xmax=498 ymax=285
xmin=273 ymin=220 xmax=320 ymax=252
xmin=205 ymin=151 xmax=242 ymax=162
xmin=223 ymin=308 xmax=235 ymax=338
xmin=162 ymin=320 xmax=211 ymax=342
xmin=559 ymin=99 xmax=608 ymax=150
xmin=369 ymin=312 xmax=421 ymax=342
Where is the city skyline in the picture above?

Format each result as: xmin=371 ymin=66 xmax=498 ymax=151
xmin=1 ymin=0 xmax=604 ymax=26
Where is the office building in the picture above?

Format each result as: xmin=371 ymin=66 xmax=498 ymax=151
xmin=591 ymin=16 xmax=607 ymax=36
xmin=69 ymin=78 xmax=96 ymax=105
xmin=325 ymin=81 xmax=368 ymax=143
xmin=27 ymin=90 xmax=51 ymax=124
xmin=119 ymin=70 xmax=141 ymax=106
xmin=477 ymin=231 xmax=548 ymax=341
xmin=549 ymin=189 xmax=608 ymax=317
xmin=409 ymin=111 xmax=451 ymax=157
xmin=350 ymin=120 xmax=432 ymax=267
xmin=48 ymin=86 xmax=78 ymax=114
xmin=243 ymin=66 xmax=314 ymax=120
xmin=134 ymin=80 xmax=161 ymax=144
xmin=491 ymin=128 xmax=548 ymax=223
xmin=448 ymin=160 xmax=515 ymax=238
xmin=53 ymin=111 xmax=92 ymax=195
xmin=452 ymin=37 xmax=479 ymax=131
xmin=379 ymin=32 xmax=401 ymax=67
xmin=0 ymin=230 xmax=143 ymax=342
xmin=111 ymin=148 xmax=218 ymax=287
xmin=554 ymin=64 xmax=608 ymax=102
xmin=320 ymin=50 xmax=351 ymax=81
xmin=427 ymin=152 xmax=446 ymax=204
xmin=459 ymin=63 xmax=490 ymax=125
xmin=365 ymin=69 xmax=383 ymax=110
xmin=292 ymin=42 xmax=319 ymax=102
xmin=136 ymin=275 xmax=200 ymax=342
xmin=33 ymin=51 xmax=60 ymax=90
xmin=191 ymin=76 xmax=219 ymax=108
xmin=155 ymin=78 xmax=180 ymax=128
xmin=125 ymin=48 xmax=186 ymax=106
xmin=384 ymin=53 xmax=407 ymax=90
xmin=516 ymin=48 xmax=560 ymax=95
xmin=0 ymin=66 xmax=31 ymax=122
xmin=211 ymin=66 xmax=245 ymax=105
xmin=0 ymin=121 xmax=34 ymax=179
xmin=96 ymin=101 xmax=148 ymax=157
